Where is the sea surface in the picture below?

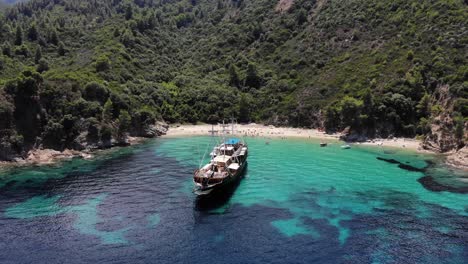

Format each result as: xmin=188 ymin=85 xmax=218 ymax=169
xmin=0 ymin=136 xmax=467 ymax=264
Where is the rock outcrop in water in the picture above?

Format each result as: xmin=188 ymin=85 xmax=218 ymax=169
xmin=376 ymin=156 xmax=467 ymax=194
xmin=376 ymin=157 xmax=425 ymax=172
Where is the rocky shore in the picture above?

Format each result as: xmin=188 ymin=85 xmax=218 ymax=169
xmin=446 ymin=147 xmax=468 ymax=171
xmin=0 ymin=136 xmax=148 ymax=167
xmin=2 ymin=122 xmax=466 ymax=171
xmin=0 ymin=122 xmax=168 ymax=167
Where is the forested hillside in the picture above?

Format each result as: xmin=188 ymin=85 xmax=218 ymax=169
xmin=0 ymin=0 xmax=466 ymax=160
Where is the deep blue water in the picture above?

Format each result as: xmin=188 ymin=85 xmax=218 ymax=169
xmin=0 ymin=137 xmax=467 ymax=264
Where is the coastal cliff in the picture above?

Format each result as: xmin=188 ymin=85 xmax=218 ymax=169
xmin=0 ymin=0 xmax=466 ymax=165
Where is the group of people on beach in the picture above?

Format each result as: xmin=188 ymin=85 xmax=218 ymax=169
xmin=239 ymin=129 xmax=292 ymax=140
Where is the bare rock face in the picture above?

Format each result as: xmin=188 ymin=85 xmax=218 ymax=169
xmin=25 ymin=149 xmax=79 ymax=165
xmin=446 ymin=146 xmax=468 ymax=171
xmin=339 ymin=126 xmax=351 ymax=140
xmin=423 ymin=85 xmax=466 ymax=153
xmin=339 ymin=126 xmax=369 ymax=142
xmin=423 ymin=113 xmax=461 ymax=152
xmin=275 ymin=0 xmax=295 ymax=13
xmin=143 ymin=121 xmax=168 ymax=137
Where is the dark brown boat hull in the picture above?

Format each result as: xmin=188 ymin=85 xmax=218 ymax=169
xmin=194 ymin=160 xmax=247 ymax=196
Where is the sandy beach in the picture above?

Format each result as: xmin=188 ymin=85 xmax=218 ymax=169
xmin=164 ymin=124 xmax=427 ymax=152
xmin=0 ymin=124 xmax=437 ymax=168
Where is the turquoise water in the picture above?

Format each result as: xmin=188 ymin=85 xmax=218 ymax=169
xmin=0 ymin=136 xmax=467 ymax=263
xmin=157 ymin=137 xmax=468 ymax=244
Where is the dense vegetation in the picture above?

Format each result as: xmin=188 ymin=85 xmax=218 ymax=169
xmin=0 ymin=0 xmax=466 ymax=159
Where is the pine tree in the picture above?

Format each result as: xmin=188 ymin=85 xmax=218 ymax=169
xmin=34 ymin=46 xmax=42 ymax=63
xmin=113 ymin=27 xmax=120 ymax=37
xmin=49 ymin=29 xmax=58 ymax=45
xmin=36 ymin=58 xmax=49 ymax=73
xmin=245 ymin=63 xmax=261 ymax=88
xmin=296 ymin=8 xmax=307 ymax=25
xmin=15 ymin=26 xmax=23 ymax=46
xmin=95 ymin=55 xmax=110 ymax=72
xmin=117 ymin=110 xmax=131 ymax=143
xmin=125 ymin=5 xmax=133 ymax=20
xmin=102 ymin=99 xmax=114 ymax=122
xmin=2 ymin=42 xmax=11 ymax=57
xmin=58 ymin=41 xmax=66 ymax=56
xmin=229 ymin=64 xmax=240 ymax=87
xmin=28 ymin=23 xmax=39 ymax=41
xmin=120 ymin=29 xmax=135 ymax=47
xmin=239 ymin=94 xmax=250 ymax=123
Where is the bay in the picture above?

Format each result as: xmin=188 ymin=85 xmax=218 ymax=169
xmin=0 ymin=136 xmax=466 ymax=264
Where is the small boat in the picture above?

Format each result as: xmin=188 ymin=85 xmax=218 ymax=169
xmin=341 ymin=145 xmax=351 ymax=149
xmin=320 ymin=142 xmax=327 ymax=147
xmin=193 ymin=121 xmax=248 ymax=196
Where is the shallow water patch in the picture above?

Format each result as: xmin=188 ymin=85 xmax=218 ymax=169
xmin=271 ymin=217 xmax=320 ymax=238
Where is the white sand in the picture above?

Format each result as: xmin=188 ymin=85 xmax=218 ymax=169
xmin=164 ymin=124 xmax=427 ymax=153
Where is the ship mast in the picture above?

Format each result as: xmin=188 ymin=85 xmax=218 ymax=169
xmin=222 ymin=120 xmax=226 ymax=157
xmin=231 ymin=117 xmax=234 ymax=136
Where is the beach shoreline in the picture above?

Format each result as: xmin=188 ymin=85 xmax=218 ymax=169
xmin=2 ymin=124 xmax=465 ymax=171
xmin=164 ymin=124 xmax=429 ymax=153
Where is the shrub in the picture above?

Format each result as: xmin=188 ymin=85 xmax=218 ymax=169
xmin=95 ymin=55 xmax=111 ymax=72
xmin=83 ymin=82 xmax=109 ymax=104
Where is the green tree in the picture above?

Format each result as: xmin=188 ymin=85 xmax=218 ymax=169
xmin=116 ymin=110 xmax=132 ymax=142
xmin=324 ymin=104 xmax=341 ymax=132
xmin=296 ymin=8 xmax=307 ymax=25
xmin=0 ymin=56 xmax=5 ymax=71
xmin=95 ymin=55 xmax=110 ymax=72
xmin=252 ymin=23 xmax=263 ymax=39
xmin=125 ymin=5 xmax=133 ymax=20
xmin=14 ymin=44 xmax=29 ymax=57
xmin=360 ymin=88 xmax=375 ymax=129
xmin=36 ymin=58 xmax=49 ymax=73
xmin=113 ymin=27 xmax=120 ymax=37
xmin=34 ymin=46 xmax=42 ymax=63
xmin=28 ymin=23 xmax=38 ymax=41
xmin=416 ymin=93 xmax=430 ymax=117
xmin=102 ymin=99 xmax=114 ymax=122
xmin=86 ymin=117 xmax=100 ymax=143
xmin=84 ymin=82 xmax=109 ymax=104
xmin=100 ymin=123 xmax=113 ymax=147
xmin=245 ymin=63 xmax=261 ymax=88
xmin=229 ymin=64 xmax=240 ymax=87
xmin=340 ymin=96 xmax=364 ymax=128
xmin=2 ymin=42 xmax=11 ymax=57
xmin=239 ymin=94 xmax=250 ymax=123
xmin=49 ymin=29 xmax=59 ymax=45
xmin=0 ymin=94 xmax=14 ymax=130
xmin=120 ymin=29 xmax=134 ymax=47
xmin=119 ymin=111 xmax=131 ymax=130
xmin=14 ymin=26 xmax=22 ymax=46
xmin=58 ymin=41 xmax=66 ymax=56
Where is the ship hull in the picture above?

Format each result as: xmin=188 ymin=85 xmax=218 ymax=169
xmin=194 ymin=160 xmax=247 ymax=196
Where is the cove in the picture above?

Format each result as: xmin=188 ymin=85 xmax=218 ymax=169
xmin=0 ymin=136 xmax=466 ymax=264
